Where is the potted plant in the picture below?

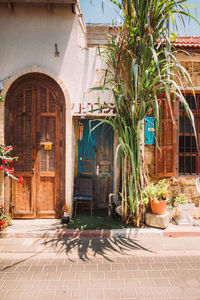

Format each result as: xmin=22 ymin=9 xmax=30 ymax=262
xmin=175 ymin=194 xmax=195 ymax=225
xmin=142 ymin=179 xmax=169 ymax=215
xmin=61 ymin=205 xmax=70 ymax=225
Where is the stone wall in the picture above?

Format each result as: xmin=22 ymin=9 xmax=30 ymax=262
xmin=176 ymin=51 xmax=200 ymax=89
xmin=144 ymin=145 xmax=155 ymax=179
xmin=144 ymin=145 xmax=200 ymax=207
xmin=170 ymin=177 xmax=200 ymax=207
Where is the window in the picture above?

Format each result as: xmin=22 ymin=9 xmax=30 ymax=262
xmin=179 ymin=94 xmax=199 ymax=175
xmin=155 ymin=93 xmax=200 ymax=177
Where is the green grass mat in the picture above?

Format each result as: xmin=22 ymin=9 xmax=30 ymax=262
xmin=66 ymin=209 xmax=134 ymax=230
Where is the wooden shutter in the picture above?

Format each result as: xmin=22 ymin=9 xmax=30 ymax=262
xmin=155 ymin=97 xmax=176 ymax=177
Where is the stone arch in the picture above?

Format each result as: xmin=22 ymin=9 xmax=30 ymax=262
xmin=2 ymin=65 xmax=71 ymax=111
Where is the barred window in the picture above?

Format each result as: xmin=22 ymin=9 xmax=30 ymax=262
xmin=179 ymin=95 xmax=199 ymax=175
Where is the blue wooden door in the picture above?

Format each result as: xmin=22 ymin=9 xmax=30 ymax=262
xmin=77 ymin=120 xmax=113 ymax=208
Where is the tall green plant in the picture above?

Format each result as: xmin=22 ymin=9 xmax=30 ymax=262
xmin=92 ymin=0 xmax=199 ymax=226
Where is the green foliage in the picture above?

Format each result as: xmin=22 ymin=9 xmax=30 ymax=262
xmin=91 ymin=0 xmax=199 ymax=226
xmin=0 ymin=204 xmax=12 ymax=232
xmin=142 ymin=179 xmax=169 ymax=204
xmin=0 ymin=144 xmax=22 ymax=181
xmin=175 ymin=194 xmax=187 ymax=205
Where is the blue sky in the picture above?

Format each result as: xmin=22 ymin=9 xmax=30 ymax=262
xmin=79 ymin=0 xmax=200 ymax=36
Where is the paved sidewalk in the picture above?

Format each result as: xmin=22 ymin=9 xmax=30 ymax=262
xmin=1 ymin=235 xmax=200 ymax=300
xmin=1 ymin=220 xmax=200 ymax=299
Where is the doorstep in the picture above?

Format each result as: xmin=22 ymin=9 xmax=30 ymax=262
xmin=1 ymin=219 xmax=200 ymax=239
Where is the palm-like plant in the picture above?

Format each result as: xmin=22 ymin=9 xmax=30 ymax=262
xmin=92 ymin=0 xmax=199 ymax=226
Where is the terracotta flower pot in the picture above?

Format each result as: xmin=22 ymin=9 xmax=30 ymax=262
xmin=150 ymin=199 xmax=167 ymax=215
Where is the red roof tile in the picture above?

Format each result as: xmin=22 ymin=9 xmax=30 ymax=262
xmin=173 ymin=36 xmax=200 ymax=48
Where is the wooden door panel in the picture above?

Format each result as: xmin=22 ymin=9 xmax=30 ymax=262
xmin=12 ymin=86 xmax=35 ymax=218
xmin=37 ymin=177 xmax=56 ymax=217
xmin=96 ymin=125 xmax=113 ymax=208
xmin=36 ymin=86 xmax=59 ymax=218
xmin=8 ymin=75 xmax=62 ymax=219
xmin=12 ymin=176 xmax=34 ymax=217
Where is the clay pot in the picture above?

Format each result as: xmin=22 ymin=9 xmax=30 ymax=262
xmin=150 ymin=199 xmax=167 ymax=215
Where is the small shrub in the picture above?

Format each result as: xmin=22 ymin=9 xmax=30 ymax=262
xmin=142 ymin=179 xmax=170 ymax=204
xmin=175 ymin=194 xmax=187 ymax=206
xmin=0 ymin=204 xmax=12 ymax=232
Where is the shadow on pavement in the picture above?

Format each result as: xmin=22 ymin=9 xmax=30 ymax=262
xmin=41 ymin=235 xmax=153 ymax=262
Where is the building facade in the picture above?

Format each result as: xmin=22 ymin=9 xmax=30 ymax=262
xmin=0 ymin=0 xmax=117 ymax=218
xmin=0 ymin=0 xmax=200 ymax=218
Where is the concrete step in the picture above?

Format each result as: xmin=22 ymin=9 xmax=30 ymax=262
xmin=1 ymin=219 xmax=200 ymax=239
xmin=0 ymin=219 xmax=61 ymax=238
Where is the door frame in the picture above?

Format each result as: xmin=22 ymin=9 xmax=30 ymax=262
xmin=4 ymin=73 xmax=66 ymax=218
xmin=75 ymin=119 xmax=114 ymax=209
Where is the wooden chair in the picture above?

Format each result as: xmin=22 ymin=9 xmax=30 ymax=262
xmin=73 ymin=177 xmax=93 ymax=217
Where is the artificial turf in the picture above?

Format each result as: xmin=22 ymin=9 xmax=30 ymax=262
xmin=66 ymin=209 xmax=134 ymax=230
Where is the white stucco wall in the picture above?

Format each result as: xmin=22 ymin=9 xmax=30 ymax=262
xmin=0 ymin=3 xmax=86 ymax=102
xmin=0 ymin=3 xmax=112 ymax=112
xmin=0 ymin=3 xmax=114 ymax=211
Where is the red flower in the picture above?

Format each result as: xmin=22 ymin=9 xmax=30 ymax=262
xmin=0 ymin=220 xmax=5 ymax=226
xmin=9 ymin=168 xmax=14 ymax=174
xmin=0 ymin=165 xmax=4 ymax=170
xmin=2 ymin=159 xmax=7 ymax=164
xmin=18 ymin=176 xmax=23 ymax=183
xmin=9 ymin=160 xmax=13 ymax=163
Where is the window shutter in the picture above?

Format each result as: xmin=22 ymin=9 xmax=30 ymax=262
xmin=155 ymin=97 xmax=176 ymax=177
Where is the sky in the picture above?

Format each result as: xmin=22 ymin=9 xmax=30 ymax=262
xmin=79 ymin=0 xmax=200 ymax=36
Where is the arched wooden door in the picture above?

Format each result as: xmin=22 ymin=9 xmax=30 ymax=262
xmin=6 ymin=74 xmax=64 ymax=218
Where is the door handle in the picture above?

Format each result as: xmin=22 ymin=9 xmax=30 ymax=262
xmin=32 ymin=167 xmax=35 ymax=174
xmin=96 ymin=165 xmax=101 ymax=176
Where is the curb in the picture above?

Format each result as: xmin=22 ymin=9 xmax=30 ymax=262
xmin=1 ymin=226 xmax=200 ymax=239
xmin=57 ymin=227 xmax=164 ymax=239
xmin=163 ymin=231 xmax=200 ymax=238
xmin=57 ymin=227 xmax=200 ymax=239
xmin=58 ymin=229 xmax=110 ymax=239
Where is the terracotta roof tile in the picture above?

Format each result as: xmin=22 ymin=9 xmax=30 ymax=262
xmin=173 ymin=36 xmax=200 ymax=48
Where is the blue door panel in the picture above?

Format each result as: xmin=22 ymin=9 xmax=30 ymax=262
xmin=77 ymin=120 xmax=113 ymax=208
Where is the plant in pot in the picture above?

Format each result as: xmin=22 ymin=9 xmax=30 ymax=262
xmin=61 ymin=205 xmax=70 ymax=225
xmin=142 ymin=179 xmax=169 ymax=215
xmin=175 ymin=194 xmax=195 ymax=225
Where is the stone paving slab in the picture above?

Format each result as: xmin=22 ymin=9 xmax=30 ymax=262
xmin=0 ymin=236 xmax=200 ymax=299
xmin=1 ymin=220 xmax=200 ymax=299
xmin=0 ymin=250 xmax=200 ymax=299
